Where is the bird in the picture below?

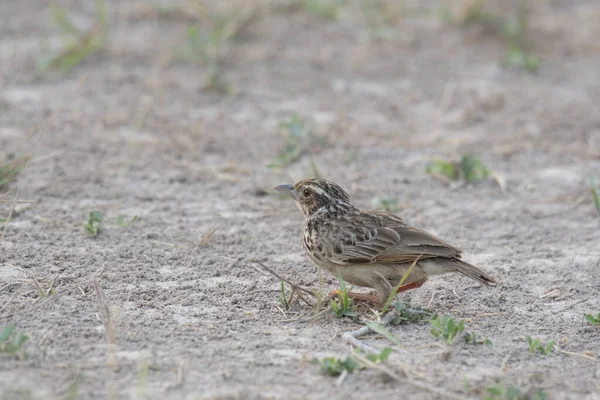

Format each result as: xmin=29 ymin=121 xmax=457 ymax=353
xmin=273 ymin=178 xmax=496 ymax=305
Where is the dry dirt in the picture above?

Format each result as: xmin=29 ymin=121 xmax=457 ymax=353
xmin=1 ymin=1 xmax=600 ymax=399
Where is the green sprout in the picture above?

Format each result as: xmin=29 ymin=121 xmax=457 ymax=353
xmin=485 ymin=383 xmax=546 ymax=400
xmin=584 ymin=313 xmax=600 ymax=326
xmin=330 ymin=276 xmax=356 ymax=318
xmin=312 ymin=355 xmax=356 ymax=376
xmin=365 ymin=347 xmax=393 ymax=363
xmin=426 ymin=155 xmax=491 ymax=183
xmin=0 ymin=325 xmax=29 ymax=359
xmin=526 ymin=336 xmax=555 ymax=355
xmin=391 ymin=300 xmax=433 ymax=325
xmin=591 ymin=179 xmax=600 ymax=216
xmin=429 ymin=315 xmax=465 ymax=344
xmin=116 ymin=215 xmax=137 ymax=228
xmin=37 ymin=0 xmax=107 ymax=73
xmin=464 ymin=332 xmax=493 ymax=345
xmin=83 ymin=211 xmax=103 ymax=236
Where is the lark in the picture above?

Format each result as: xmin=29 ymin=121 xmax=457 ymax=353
xmin=274 ymin=178 xmax=495 ymax=305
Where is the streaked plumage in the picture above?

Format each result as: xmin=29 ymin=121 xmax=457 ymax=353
xmin=274 ymin=178 xmax=495 ymax=304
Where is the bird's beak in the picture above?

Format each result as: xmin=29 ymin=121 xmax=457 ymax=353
xmin=273 ymin=183 xmax=298 ymax=200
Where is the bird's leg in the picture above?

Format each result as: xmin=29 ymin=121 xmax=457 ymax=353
xmin=327 ymin=278 xmax=429 ymax=306
xmin=394 ymin=277 xmax=428 ymax=293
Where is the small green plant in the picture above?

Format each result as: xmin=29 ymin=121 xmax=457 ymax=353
xmin=464 ymin=332 xmax=492 ymax=345
xmin=0 ymin=158 xmax=26 ymax=190
xmin=0 ymin=325 xmax=29 ymax=359
xmin=503 ymin=46 xmax=539 ymax=73
xmin=591 ymin=179 xmax=600 ymax=216
xmin=267 ymin=114 xmax=326 ymax=168
xmin=584 ymin=313 xmax=600 ymax=325
xmin=184 ymin=24 xmax=231 ymax=94
xmin=485 ymin=382 xmax=546 ymax=400
xmin=391 ymin=300 xmax=433 ymax=325
xmin=365 ymin=347 xmax=392 ymax=363
xmin=330 ymin=276 xmax=356 ymax=318
xmin=526 ymin=336 xmax=555 ymax=355
xmin=278 ymin=280 xmax=289 ymax=309
xmin=426 ymin=155 xmax=490 ymax=183
xmin=364 ymin=322 xmax=402 ymax=346
xmin=312 ymin=355 xmax=356 ymax=376
xmin=37 ymin=0 xmax=107 ymax=73
xmin=429 ymin=315 xmax=465 ymax=344
xmin=181 ymin=6 xmax=256 ymax=94
xmin=116 ymin=215 xmax=137 ymax=228
xmin=83 ymin=211 xmax=103 ymax=236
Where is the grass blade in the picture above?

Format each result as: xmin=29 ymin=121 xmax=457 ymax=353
xmin=381 ymin=255 xmax=421 ymax=314
xmin=364 ymin=321 xmax=402 ymax=347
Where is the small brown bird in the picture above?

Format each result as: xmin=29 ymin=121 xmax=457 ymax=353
xmin=274 ymin=178 xmax=495 ymax=305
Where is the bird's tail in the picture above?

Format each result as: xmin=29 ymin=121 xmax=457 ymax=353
xmin=421 ymin=258 xmax=496 ymax=285
xmin=451 ymin=259 xmax=496 ymax=285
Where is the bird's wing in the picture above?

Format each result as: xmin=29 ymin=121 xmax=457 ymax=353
xmin=316 ymin=211 xmax=461 ymax=265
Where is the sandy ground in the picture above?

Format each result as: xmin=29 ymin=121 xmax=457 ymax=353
xmin=1 ymin=1 xmax=600 ymax=399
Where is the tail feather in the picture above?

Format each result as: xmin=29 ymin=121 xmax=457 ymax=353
xmin=452 ymin=259 xmax=496 ymax=285
xmin=421 ymin=258 xmax=496 ymax=285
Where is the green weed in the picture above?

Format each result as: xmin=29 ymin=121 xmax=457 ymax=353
xmin=0 ymin=158 xmax=26 ymax=190
xmin=312 ymin=355 xmax=356 ymax=376
xmin=464 ymin=332 xmax=492 ymax=345
xmin=426 ymin=155 xmax=491 ymax=183
xmin=182 ymin=6 xmax=256 ymax=94
xmin=83 ymin=211 xmax=103 ymax=236
xmin=330 ymin=275 xmax=356 ymax=318
xmin=365 ymin=346 xmax=392 ymax=363
xmin=485 ymin=382 xmax=546 ymax=400
xmin=591 ymin=179 xmax=600 ymax=216
xmin=267 ymin=115 xmax=326 ymax=168
xmin=584 ymin=313 xmax=600 ymax=326
xmin=0 ymin=325 xmax=29 ymax=359
xmin=429 ymin=315 xmax=465 ymax=344
xmin=278 ymin=280 xmax=289 ymax=309
xmin=38 ymin=0 xmax=107 ymax=73
xmin=526 ymin=336 xmax=555 ymax=355
xmin=364 ymin=322 xmax=402 ymax=346
xmin=503 ymin=46 xmax=539 ymax=73
xmin=116 ymin=215 xmax=137 ymax=228
xmin=391 ymin=300 xmax=433 ymax=325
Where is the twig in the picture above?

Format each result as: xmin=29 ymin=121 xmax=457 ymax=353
xmin=553 ymin=345 xmax=597 ymax=361
xmin=92 ymin=279 xmax=117 ymax=369
xmin=0 ymin=199 xmax=36 ymax=204
xmin=1 ymin=114 xmax=50 ymax=242
xmin=341 ymin=312 xmax=397 ymax=354
xmin=335 ymin=369 xmax=348 ymax=387
xmin=250 ymin=259 xmax=315 ymax=297
xmin=281 ymin=308 xmax=330 ymax=323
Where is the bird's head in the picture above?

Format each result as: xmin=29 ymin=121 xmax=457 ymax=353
xmin=273 ymin=178 xmax=356 ymax=218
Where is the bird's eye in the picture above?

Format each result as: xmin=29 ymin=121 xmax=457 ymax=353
xmin=303 ymin=188 xmax=312 ymax=197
